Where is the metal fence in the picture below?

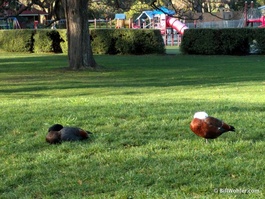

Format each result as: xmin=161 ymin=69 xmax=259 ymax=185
xmin=186 ymin=19 xmax=261 ymax=29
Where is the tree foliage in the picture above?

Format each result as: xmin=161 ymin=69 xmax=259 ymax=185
xmin=256 ymin=0 xmax=265 ymax=5
xmin=0 ymin=0 xmax=63 ymax=22
xmin=150 ymin=0 xmax=252 ymax=20
xmin=124 ymin=2 xmax=152 ymax=19
xmin=1 ymin=0 xmax=253 ymax=22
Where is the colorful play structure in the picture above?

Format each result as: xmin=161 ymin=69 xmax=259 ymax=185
xmin=0 ymin=17 xmax=21 ymax=29
xmin=131 ymin=7 xmax=188 ymax=35
xmin=244 ymin=1 xmax=265 ymax=27
xmin=115 ymin=7 xmax=188 ymax=45
xmin=114 ymin=3 xmax=265 ymax=45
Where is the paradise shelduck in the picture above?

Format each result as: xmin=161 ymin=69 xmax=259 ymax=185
xmin=46 ymin=123 xmax=92 ymax=144
xmin=190 ymin=112 xmax=235 ymax=142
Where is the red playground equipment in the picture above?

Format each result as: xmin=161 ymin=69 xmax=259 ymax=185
xmin=166 ymin=16 xmax=188 ymax=35
xmin=244 ymin=1 xmax=265 ymax=27
xmin=134 ymin=7 xmax=188 ymax=35
xmin=247 ymin=15 xmax=265 ymax=27
xmin=156 ymin=12 xmax=188 ymax=35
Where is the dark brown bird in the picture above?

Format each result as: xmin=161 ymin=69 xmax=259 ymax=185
xmin=46 ymin=124 xmax=92 ymax=144
xmin=190 ymin=112 xmax=235 ymax=142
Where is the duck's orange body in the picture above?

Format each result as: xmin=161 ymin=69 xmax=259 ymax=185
xmin=190 ymin=112 xmax=235 ymax=140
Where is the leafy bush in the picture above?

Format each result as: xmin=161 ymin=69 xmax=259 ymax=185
xmin=115 ymin=29 xmax=165 ymax=55
xmin=180 ymin=29 xmax=220 ymax=55
xmin=0 ymin=30 xmax=34 ymax=52
xmin=90 ymin=29 xmax=116 ymax=54
xmin=180 ymin=28 xmax=265 ymax=55
xmin=90 ymin=29 xmax=165 ymax=55
xmin=124 ymin=2 xmax=151 ymax=19
xmin=251 ymin=28 xmax=265 ymax=54
xmin=218 ymin=29 xmax=250 ymax=55
xmin=57 ymin=29 xmax=68 ymax=53
xmin=0 ymin=29 xmax=164 ymax=55
xmin=34 ymin=30 xmax=63 ymax=53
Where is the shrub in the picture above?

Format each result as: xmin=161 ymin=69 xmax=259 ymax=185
xmin=180 ymin=29 xmax=220 ymax=55
xmin=0 ymin=29 xmax=165 ymax=55
xmin=218 ymin=29 xmax=250 ymax=55
xmin=251 ymin=28 xmax=265 ymax=54
xmin=57 ymin=29 xmax=68 ymax=53
xmin=90 ymin=29 xmax=116 ymax=54
xmin=114 ymin=29 xmax=165 ymax=55
xmin=180 ymin=28 xmax=265 ymax=55
xmin=34 ymin=30 xmax=63 ymax=53
xmin=90 ymin=29 xmax=165 ymax=55
xmin=0 ymin=29 xmax=34 ymax=52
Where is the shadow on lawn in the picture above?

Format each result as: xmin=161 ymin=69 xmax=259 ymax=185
xmin=0 ymin=74 xmax=264 ymax=98
xmin=1 ymin=54 xmax=265 ymax=97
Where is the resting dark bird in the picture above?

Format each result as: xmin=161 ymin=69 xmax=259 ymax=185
xmin=46 ymin=123 xmax=92 ymax=144
xmin=190 ymin=112 xmax=235 ymax=142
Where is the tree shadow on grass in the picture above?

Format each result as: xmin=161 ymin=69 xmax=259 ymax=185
xmin=0 ymin=55 xmax=265 ymax=89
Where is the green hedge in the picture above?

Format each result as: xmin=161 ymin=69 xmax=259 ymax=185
xmin=2 ymin=28 xmax=265 ymax=55
xmin=217 ymin=28 xmax=250 ymax=55
xmin=57 ymin=29 xmax=68 ymax=53
xmin=114 ymin=29 xmax=165 ymax=55
xmin=90 ymin=29 xmax=115 ymax=54
xmin=34 ymin=30 xmax=63 ymax=53
xmin=0 ymin=29 xmax=63 ymax=53
xmin=0 ymin=29 xmax=165 ymax=55
xmin=181 ymin=28 xmax=265 ymax=55
xmin=0 ymin=29 xmax=34 ymax=52
xmin=90 ymin=29 xmax=165 ymax=55
xmin=251 ymin=28 xmax=265 ymax=54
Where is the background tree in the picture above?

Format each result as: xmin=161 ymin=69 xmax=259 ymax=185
xmin=124 ymin=2 xmax=152 ymax=19
xmin=256 ymin=0 xmax=265 ymax=5
xmin=151 ymin=0 xmax=256 ymax=20
xmin=62 ymin=0 xmax=97 ymax=70
xmin=0 ymin=0 xmax=97 ymax=70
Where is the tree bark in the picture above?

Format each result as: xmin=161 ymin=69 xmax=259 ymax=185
xmin=63 ymin=0 xmax=97 ymax=70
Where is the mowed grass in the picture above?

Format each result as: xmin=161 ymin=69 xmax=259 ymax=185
xmin=0 ymin=51 xmax=264 ymax=198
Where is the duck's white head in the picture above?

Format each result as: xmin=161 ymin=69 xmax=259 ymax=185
xmin=193 ymin=111 xmax=208 ymax=119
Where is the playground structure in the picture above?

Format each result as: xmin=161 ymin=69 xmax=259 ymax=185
xmin=132 ymin=7 xmax=188 ymax=35
xmin=114 ymin=13 xmax=133 ymax=29
xmin=115 ymin=14 xmax=133 ymax=29
xmin=0 ymin=17 xmax=21 ymax=29
xmin=244 ymin=1 xmax=265 ymax=27
xmin=161 ymin=14 xmax=188 ymax=46
xmin=115 ymin=7 xmax=188 ymax=46
xmin=166 ymin=16 xmax=188 ymax=35
xmin=80 ymin=3 xmax=265 ymax=46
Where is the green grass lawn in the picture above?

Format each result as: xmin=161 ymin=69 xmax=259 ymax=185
xmin=0 ymin=51 xmax=264 ymax=198
xmin=165 ymin=46 xmax=181 ymax=54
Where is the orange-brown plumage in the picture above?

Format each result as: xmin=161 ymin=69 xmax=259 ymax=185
xmin=46 ymin=131 xmax=62 ymax=144
xmin=78 ymin=129 xmax=89 ymax=139
xmin=190 ymin=112 xmax=235 ymax=141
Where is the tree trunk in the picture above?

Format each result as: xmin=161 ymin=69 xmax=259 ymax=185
xmin=63 ymin=0 xmax=97 ymax=70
